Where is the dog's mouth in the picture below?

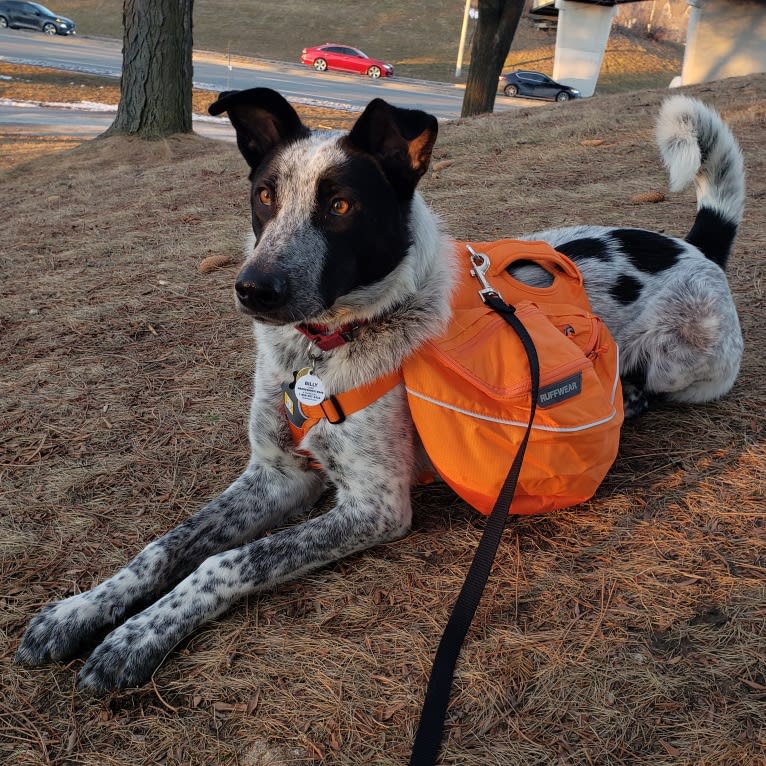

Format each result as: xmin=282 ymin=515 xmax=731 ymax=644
xmin=236 ymin=302 xmax=298 ymax=325
xmin=236 ymin=292 xmax=361 ymax=329
xmin=236 ymin=300 xmax=334 ymax=330
xmin=236 ymin=302 xmax=277 ymax=322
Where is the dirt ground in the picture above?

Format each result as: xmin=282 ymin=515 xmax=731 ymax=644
xmin=1 ymin=74 xmax=764 ymax=765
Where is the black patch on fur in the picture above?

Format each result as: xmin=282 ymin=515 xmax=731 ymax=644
xmin=620 ymin=365 xmax=651 ymax=419
xmin=313 ymin=153 xmax=412 ymax=307
xmin=556 ymin=237 xmax=611 ymax=263
xmin=610 ymin=273 xmax=643 ymax=305
xmin=612 ymin=229 xmax=683 ymax=273
xmin=248 ymin=165 xmax=279 ymax=240
xmin=622 ymin=365 xmax=647 ymax=389
xmin=686 ymin=208 xmax=737 ymax=270
xmin=621 ymin=382 xmax=650 ymax=419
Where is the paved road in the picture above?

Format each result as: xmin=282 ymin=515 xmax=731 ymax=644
xmin=0 ymin=100 xmax=237 ymax=141
xmin=0 ymin=28 xmax=530 ymax=121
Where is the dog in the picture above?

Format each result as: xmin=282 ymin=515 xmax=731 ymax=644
xmin=16 ymin=88 xmax=745 ymax=693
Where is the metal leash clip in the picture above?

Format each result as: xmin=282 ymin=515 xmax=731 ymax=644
xmin=467 ymin=245 xmax=503 ymax=304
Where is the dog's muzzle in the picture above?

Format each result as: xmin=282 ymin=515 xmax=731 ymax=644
xmin=235 ymin=263 xmax=290 ymax=314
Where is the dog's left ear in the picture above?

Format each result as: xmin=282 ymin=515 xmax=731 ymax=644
xmin=346 ymin=99 xmax=438 ymax=198
xmin=208 ymin=88 xmax=310 ymax=169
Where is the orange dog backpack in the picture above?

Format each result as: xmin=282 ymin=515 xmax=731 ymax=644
xmin=402 ymin=239 xmax=623 ymax=516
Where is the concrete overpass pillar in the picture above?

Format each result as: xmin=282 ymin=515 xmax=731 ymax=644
xmin=681 ymin=0 xmax=766 ymax=85
xmin=552 ymin=0 xmax=619 ymax=97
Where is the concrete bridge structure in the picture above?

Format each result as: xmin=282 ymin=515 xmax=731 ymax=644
xmin=529 ymin=0 xmax=766 ymax=96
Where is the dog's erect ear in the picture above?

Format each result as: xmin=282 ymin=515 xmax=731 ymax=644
xmin=346 ymin=99 xmax=438 ymax=198
xmin=208 ymin=88 xmax=310 ymax=169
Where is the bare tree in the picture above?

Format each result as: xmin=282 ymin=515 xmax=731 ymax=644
xmin=461 ymin=0 xmax=525 ymax=118
xmin=104 ymin=0 xmax=194 ymax=139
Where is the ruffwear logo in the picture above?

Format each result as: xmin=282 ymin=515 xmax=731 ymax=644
xmin=537 ymin=372 xmax=582 ymax=408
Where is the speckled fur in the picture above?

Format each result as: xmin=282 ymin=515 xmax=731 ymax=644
xmin=16 ymin=92 xmax=745 ymax=693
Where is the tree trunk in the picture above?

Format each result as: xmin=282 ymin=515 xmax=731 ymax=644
xmin=105 ymin=0 xmax=194 ymax=139
xmin=461 ymin=0 xmax=525 ymax=118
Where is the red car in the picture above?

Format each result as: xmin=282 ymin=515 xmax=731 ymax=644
xmin=300 ymin=44 xmax=394 ymax=79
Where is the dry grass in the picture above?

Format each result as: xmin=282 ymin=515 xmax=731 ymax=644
xmin=1 ymin=74 xmax=765 ymax=765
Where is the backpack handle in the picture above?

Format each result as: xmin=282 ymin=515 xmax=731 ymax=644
xmin=484 ymin=239 xmax=583 ymax=287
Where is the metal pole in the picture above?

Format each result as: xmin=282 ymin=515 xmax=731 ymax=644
xmin=455 ymin=0 xmax=472 ymax=78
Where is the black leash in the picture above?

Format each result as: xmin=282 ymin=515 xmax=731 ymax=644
xmin=408 ymin=294 xmax=540 ymax=766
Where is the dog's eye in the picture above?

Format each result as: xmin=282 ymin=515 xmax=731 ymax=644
xmin=257 ymin=187 xmax=273 ymax=206
xmin=330 ymin=198 xmax=351 ymax=216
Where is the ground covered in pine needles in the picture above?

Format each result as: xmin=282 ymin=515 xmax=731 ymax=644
xmin=1 ymin=74 xmax=764 ymax=765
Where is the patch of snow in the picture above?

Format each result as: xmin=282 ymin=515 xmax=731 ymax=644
xmin=0 ymin=97 xmax=117 ymax=112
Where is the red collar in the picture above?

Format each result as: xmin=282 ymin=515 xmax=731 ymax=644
xmin=295 ymin=321 xmax=363 ymax=351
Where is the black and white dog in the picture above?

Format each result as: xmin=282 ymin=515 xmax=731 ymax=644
xmin=17 ymin=89 xmax=745 ymax=693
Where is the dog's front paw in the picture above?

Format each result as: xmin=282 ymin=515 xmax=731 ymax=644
xmin=77 ymin=615 xmax=173 ymax=694
xmin=16 ymin=592 xmax=115 ymax=666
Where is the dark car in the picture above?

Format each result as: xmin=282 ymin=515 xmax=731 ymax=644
xmin=300 ymin=43 xmax=394 ymax=79
xmin=498 ymin=70 xmax=579 ymax=102
xmin=0 ymin=1 xmax=75 ymax=35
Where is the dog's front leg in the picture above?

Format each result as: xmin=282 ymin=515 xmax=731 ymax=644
xmin=16 ymin=402 xmax=326 ymax=667
xmin=75 ymin=394 xmax=415 ymax=693
xmin=76 ymin=498 xmax=410 ymax=693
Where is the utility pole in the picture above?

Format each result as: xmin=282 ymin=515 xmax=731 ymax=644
xmin=455 ymin=0 xmax=472 ymax=77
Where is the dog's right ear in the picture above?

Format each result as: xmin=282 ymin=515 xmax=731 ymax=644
xmin=208 ymin=88 xmax=310 ymax=169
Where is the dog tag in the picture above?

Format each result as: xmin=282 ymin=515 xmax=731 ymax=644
xmin=294 ymin=369 xmax=326 ymax=405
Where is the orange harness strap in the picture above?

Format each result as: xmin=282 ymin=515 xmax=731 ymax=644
xmin=287 ymin=369 xmax=402 ymax=447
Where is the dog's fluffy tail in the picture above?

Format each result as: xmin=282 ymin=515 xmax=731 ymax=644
xmin=656 ymin=95 xmax=745 ymax=269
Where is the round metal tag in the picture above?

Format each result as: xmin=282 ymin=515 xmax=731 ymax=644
xmin=294 ymin=373 xmax=326 ymax=405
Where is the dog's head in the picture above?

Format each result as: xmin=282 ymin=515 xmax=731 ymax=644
xmin=209 ymin=88 xmax=438 ymax=325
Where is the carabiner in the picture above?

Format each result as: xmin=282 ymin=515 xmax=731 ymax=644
xmin=467 ymin=245 xmax=503 ymax=303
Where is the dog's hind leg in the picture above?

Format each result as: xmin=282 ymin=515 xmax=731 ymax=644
xmin=619 ymin=269 xmax=743 ymax=406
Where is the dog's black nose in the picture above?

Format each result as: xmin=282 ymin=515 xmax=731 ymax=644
xmin=235 ymin=265 xmax=290 ymax=312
